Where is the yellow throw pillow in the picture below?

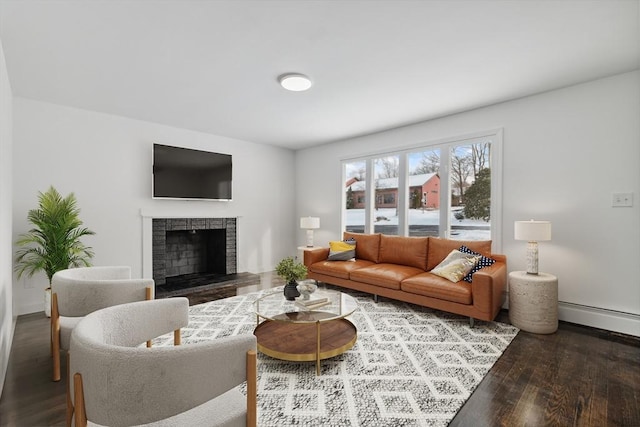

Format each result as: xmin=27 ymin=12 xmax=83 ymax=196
xmin=430 ymin=249 xmax=480 ymax=282
xmin=328 ymin=239 xmax=356 ymax=261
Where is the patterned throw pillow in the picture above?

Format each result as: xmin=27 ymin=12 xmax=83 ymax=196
xmin=327 ymin=238 xmax=357 ymax=261
xmin=459 ymin=245 xmax=496 ymax=282
xmin=430 ymin=249 xmax=481 ymax=283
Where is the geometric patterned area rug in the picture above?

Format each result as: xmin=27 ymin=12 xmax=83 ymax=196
xmin=156 ymin=285 xmax=519 ymax=427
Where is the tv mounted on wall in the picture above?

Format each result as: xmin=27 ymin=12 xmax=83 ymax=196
xmin=152 ymin=143 xmax=232 ymax=201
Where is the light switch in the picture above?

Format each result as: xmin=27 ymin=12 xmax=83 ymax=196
xmin=612 ymin=192 xmax=633 ymax=207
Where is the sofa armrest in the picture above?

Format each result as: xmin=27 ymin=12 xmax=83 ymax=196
xmin=303 ymin=248 xmax=330 ymax=267
xmin=470 ymin=257 xmax=507 ymax=316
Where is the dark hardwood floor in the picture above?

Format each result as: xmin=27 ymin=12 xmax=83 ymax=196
xmin=1 ymin=275 xmax=638 ymax=426
xmin=450 ymin=314 xmax=640 ymax=427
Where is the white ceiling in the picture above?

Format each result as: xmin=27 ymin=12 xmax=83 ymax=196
xmin=1 ymin=0 xmax=638 ymax=150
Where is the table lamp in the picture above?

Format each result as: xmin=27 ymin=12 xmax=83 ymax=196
xmin=300 ymin=217 xmax=320 ymax=247
xmin=514 ymin=220 xmax=552 ymax=275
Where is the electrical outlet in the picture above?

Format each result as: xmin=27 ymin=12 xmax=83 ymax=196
xmin=612 ymin=192 xmax=633 ymax=207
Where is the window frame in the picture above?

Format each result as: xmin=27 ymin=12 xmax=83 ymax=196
xmin=341 ymin=129 xmax=503 ymax=253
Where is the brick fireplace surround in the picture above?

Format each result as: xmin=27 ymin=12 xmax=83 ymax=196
xmin=141 ymin=214 xmax=258 ymax=299
xmin=152 ymin=217 xmax=237 ymax=286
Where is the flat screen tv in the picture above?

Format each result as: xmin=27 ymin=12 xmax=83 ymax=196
xmin=153 ymin=143 xmax=232 ymax=201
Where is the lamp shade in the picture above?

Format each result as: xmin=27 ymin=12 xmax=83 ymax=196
xmin=300 ymin=217 xmax=320 ymax=229
xmin=514 ymin=220 xmax=551 ymax=242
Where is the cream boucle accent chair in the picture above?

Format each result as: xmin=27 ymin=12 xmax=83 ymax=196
xmin=51 ymin=266 xmax=154 ymax=382
xmin=69 ymin=297 xmax=258 ymax=427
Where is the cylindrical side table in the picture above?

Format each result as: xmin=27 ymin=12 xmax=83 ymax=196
xmin=508 ymin=271 xmax=558 ymax=334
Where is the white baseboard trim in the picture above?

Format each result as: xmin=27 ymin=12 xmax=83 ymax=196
xmin=17 ymin=302 xmax=44 ymax=316
xmin=558 ymin=301 xmax=640 ymax=337
xmin=502 ymin=293 xmax=639 ymax=337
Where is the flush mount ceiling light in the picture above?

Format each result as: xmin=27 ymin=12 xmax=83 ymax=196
xmin=278 ymin=73 xmax=312 ymax=91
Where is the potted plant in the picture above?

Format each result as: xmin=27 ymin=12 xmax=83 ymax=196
xmin=14 ymin=186 xmax=95 ymax=316
xmin=275 ymin=256 xmax=307 ymax=300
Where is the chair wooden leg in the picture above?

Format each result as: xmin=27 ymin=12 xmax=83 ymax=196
xmin=146 ymin=287 xmax=153 ymax=347
xmin=66 ymin=354 xmax=74 ymax=427
xmin=52 ymin=345 xmax=61 ymax=381
xmin=174 ymin=329 xmax=181 ymax=346
xmin=51 ymin=292 xmax=59 ymax=358
xmin=52 ymin=293 xmax=61 ymax=382
xmin=246 ymin=350 xmax=257 ymax=427
xmin=74 ymin=373 xmax=88 ymax=427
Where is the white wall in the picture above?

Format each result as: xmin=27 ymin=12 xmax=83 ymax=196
xmin=0 ymin=38 xmax=14 ymax=396
xmin=12 ymin=99 xmax=298 ymax=315
xmin=296 ymin=71 xmax=640 ymax=336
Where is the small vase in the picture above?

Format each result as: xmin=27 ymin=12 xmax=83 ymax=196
xmin=296 ymin=280 xmax=318 ymax=300
xmin=283 ymin=280 xmax=300 ymax=300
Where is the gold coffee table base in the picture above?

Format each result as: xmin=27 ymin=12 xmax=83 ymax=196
xmin=254 ymin=318 xmax=357 ymax=375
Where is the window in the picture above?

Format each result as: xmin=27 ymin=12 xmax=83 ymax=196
xmin=449 ymin=142 xmax=492 ymax=240
xmin=408 ymin=148 xmax=440 ymax=237
xmin=342 ymin=130 xmax=502 ymax=250
xmin=344 ymin=160 xmax=366 ymax=233
xmin=373 ymin=155 xmax=400 ymax=235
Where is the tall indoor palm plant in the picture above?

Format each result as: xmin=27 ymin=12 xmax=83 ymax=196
xmin=14 ymin=186 xmax=95 ymax=287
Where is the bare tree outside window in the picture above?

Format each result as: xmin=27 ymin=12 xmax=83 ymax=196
xmin=470 ymin=142 xmax=490 ymax=179
xmin=376 ymin=157 xmax=399 ymax=178
xmin=451 ymin=149 xmax=472 ymax=205
xmin=413 ymin=151 xmax=439 ymax=175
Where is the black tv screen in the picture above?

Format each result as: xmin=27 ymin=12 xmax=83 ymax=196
xmin=153 ymin=144 xmax=232 ymax=201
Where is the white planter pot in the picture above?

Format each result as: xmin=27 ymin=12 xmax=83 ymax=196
xmin=44 ymin=287 xmax=51 ymax=318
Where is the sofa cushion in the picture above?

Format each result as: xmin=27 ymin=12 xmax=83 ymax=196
xmin=401 ymin=272 xmax=472 ymax=305
xmin=310 ymin=259 xmax=375 ymax=280
xmin=379 ymin=235 xmax=428 ymax=271
xmin=343 ymin=232 xmax=381 ymax=263
xmin=431 ymin=249 xmax=480 ymax=283
xmin=327 ymin=239 xmax=356 ymax=261
xmin=349 ymin=263 xmax=424 ymax=290
xmin=459 ymin=245 xmax=496 ymax=283
xmin=427 ymin=238 xmax=492 ymax=271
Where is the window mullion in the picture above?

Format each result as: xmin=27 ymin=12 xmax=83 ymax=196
xmin=439 ymin=147 xmax=451 ymax=238
xmin=365 ymin=158 xmax=375 ymax=233
xmin=490 ymin=130 xmax=503 ymax=252
xmin=397 ymin=154 xmax=408 ymax=236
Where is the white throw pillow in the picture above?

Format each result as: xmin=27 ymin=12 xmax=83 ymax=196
xmin=430 ymin=249 xmax=480 ymax=283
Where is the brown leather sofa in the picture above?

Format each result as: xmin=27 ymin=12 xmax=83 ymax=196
xmin=303 ymin=232 xmax=507 ymax=324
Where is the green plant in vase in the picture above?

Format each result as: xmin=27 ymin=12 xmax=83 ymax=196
xmin=14 ymin=186 xmax=95 ymax=314
xmin=275 ymin=256 xmax=307 ymax=300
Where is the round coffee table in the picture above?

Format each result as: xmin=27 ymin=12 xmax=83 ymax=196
xmin=253 ymin=288 xmax=358 ymax=375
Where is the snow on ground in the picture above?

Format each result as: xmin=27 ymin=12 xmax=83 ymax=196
xmin=346 ymin=207 xmax=490 ymax=240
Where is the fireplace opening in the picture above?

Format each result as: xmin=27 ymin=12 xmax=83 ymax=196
xmin=164 ymin=229 xmax=227 ymax=278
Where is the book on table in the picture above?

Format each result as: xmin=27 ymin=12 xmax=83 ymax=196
xmin=295 ymin=297 xmax=330 ymax=310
